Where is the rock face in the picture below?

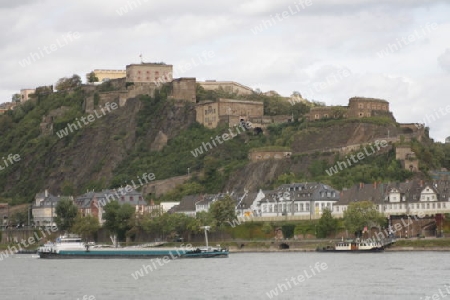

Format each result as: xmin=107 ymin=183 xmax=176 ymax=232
xmin=32 ymin=98 xmax=196 ymax=195
xmin=150 ymin=131 xmax=168 ymax=151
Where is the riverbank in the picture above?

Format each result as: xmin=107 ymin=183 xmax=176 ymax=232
xmin=3 ymin=238 xmax=450 ymax=253
xmin=225 ymin=238 xmax=450 ymax=252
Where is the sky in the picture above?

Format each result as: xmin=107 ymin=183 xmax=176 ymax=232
xmin=1 ymin=0 xmax=449 ymax=141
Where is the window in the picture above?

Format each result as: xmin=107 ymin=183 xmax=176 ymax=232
xmin=121 ymin=197 xmax=125 ymax=201
xmin=315 ymin=114 xmax=320 ymax=119
xmin=359 ymin=113 xmax=363 ymax=117
xmin=300 ymin=204 xmax=304 ymax=211
xmin=358 ymin=103 xmax=364 ymax=109
xmin=305 ymin=203 xmax=310 ymax=211
xmin=130 ymin=196 xmax=134 ymax=201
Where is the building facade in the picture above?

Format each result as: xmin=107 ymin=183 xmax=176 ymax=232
xmin=333 ymin=181 xmax=450 ymax=218
xmin=32 ymin=190 xmax=67 ymax=227
xmin=195 ymin=98 xmax=264 ymax=128
xmin=198 ymin=80 xmax=254 ymax=95
xmin=90 ymin=69 xmax=126 ymax=82
xmin=255 ymin=183 xmax=340 ymax=218
xmin=75 ymin=187 xmax=146 ymax=224
xmin=20 ymin=89 xmax=35 ymax=102
xmin=126 ymin=63 xmax=173 ymax=83
xmin=170 ymin=77 xmax=196 ymax=103
xmin=307 ymin=97 xmax=391 ymax=121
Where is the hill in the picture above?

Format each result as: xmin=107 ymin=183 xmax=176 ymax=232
xmin=0 ymin=81 xmax=449 ymax=205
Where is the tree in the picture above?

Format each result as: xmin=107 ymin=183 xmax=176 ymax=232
xmin=54 ymin=198 xmax=78 ymax=231
xmin=208 ymin=195 xmax=236 ymax=228
xmin=11 ymin=210 xmax=27 ymax=227
xmin=317 ymin=208 xmax=338 ymax=238
xmin=261 ymin=222 xmax=274 ymax=235
xmin=55 ymin=74 xmax=82 ymax=91
xmin=71 ymin=215 xmax=100 ymax=241
xmin=86 ymin=72 xmax=99 ymax=83
xmin=343 ymin=201 xmax=385 ymax=237
xmin=12 ymin=93 xmax=21 ymax=103
xmin=103 ymin=202 xmax=135 ymax=246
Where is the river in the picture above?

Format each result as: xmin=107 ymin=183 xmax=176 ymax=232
xmin=0 ymin=251 xmax=448 ymax=299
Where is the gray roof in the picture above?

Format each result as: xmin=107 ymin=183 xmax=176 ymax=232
xmin=336 ymin=180 xmax=450 ymax=206
xmin=75 ymin=187 xmax=146 ymax=208
xmin=261 ymin=182 xmax=340 ymax=203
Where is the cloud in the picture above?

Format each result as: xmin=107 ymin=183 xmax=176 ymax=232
xmin=438 ymin=48 xmax=450 ymax=72
xmin=1 ymin=0 xmax=450 ymax=142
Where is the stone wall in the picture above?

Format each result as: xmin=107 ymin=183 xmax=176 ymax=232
xmin=196 ymin=101 xmax=219 ymax=128
xmin=396 ymin=145 xmax=419 ymax=172
xmin=249 ymin=151 xmax=292 ymax=162
xmin=170 ymin=78 xmax=196 ymax=103
xmin=347 ymin=97 xmax=389 ymax=118
xmin=198 ymin=81 xmax=253 ymax=95
xmin=126 ymin=63 xmax=173 ymax=83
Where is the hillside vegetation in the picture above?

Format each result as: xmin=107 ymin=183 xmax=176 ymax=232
xmin=1 ymin=82 xmax=449 ymax=205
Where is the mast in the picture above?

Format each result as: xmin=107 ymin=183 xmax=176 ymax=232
xmin=201 ymin=226 xmax=210 ymax=249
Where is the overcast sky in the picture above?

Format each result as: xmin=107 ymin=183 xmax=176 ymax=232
xmin=1 ymin=0 xmax=449 ymax=141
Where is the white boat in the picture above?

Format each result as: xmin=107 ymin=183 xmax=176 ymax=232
xmin=317 ymin=237 xmax=394 ymax=252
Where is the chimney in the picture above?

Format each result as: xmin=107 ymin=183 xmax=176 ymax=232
xmin=45 ymin=189 xmax=48 ymax=197
xmin=420 ymin=180 xmax=423 ymax=187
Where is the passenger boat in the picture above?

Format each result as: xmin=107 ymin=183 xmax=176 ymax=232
xmin=316 ymin=238 xmax=387 ymax=252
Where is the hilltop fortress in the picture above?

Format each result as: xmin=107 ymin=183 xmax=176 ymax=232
xmin=34 ymin=61 xmax=425 ymax=173
xmin=83 ymin=63 xmax=292 ymax=129
xmin=307 ymin=97 xmax=392 ymax=121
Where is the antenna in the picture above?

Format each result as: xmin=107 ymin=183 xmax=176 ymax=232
xmin=139 ymin=54 xmax=143 ymax=63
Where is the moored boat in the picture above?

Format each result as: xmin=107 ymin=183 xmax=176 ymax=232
xmin=183 ymin=226 xmax=228 ymax=258
xmin=316 ymin=238 xmax=393 ymax=252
